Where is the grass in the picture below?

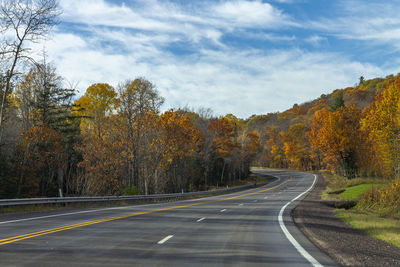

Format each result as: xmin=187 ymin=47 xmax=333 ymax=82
xmin=339 ymin=184 xmax=383 ymax=199
xmin=321 ymin=171 xmax=388 ymax=200
xmin=336 ymin=209 xmax=400 ymax=247
xmin=320 ymin=171 xmax=400 ymax=248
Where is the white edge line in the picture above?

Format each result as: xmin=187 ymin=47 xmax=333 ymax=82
xmin=157 ymin=235 xmax=174 ymax=244
xmin=278 ymin=174 xmax=323 ymax=267
xmin=197 ymin=217 xmax=205 ymax=222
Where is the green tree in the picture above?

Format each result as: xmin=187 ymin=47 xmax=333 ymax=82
xmin=330 ymin=91 xmax=345 ymax=111
xmin=14 ymin=63 xmax=78 ymax=197
xmin=359 ymin=76 xmax=365 ymax=85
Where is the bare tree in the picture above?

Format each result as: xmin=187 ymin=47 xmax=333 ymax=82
xmin=0 ymin=0 xmax=60 ymax=145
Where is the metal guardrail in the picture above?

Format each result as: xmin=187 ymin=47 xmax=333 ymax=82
xmin=0 ymin=183 xmax=257 ymax=208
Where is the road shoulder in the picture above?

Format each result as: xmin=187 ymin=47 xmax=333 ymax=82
xmin=292 ymin=174 xmax=400 ymax=266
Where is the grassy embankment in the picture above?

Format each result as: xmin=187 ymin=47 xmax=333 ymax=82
xmin=322 ymin=171 xmax=400 ymax=247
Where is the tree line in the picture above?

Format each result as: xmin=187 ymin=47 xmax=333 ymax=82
xmin=0 ymin=65 xmax=260 ymax=198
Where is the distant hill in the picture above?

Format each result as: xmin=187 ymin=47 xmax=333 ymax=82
xmin=245 ymin=73 xmax=399 ymax=133
xmin=246 ymin=73 xmax=400 ymax=172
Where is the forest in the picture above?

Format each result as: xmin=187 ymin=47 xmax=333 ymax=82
xmin=0 ymin=0 xmax=259 ymax=198
xmin=250 ymin=74 xmax=400 ymax=181
xmin=2 ymin=0 xmax=400 ymax=199
xmin=0 ymin=69 xmax=260 ymax=198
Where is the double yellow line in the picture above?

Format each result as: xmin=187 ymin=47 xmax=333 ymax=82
xmin=0 ymin=177 xmax=290 ymax=246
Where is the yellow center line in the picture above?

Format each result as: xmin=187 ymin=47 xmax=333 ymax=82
xmin=0 ymin=177 xmax=291 ymax=246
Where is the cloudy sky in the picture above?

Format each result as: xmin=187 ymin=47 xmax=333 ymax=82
xmin=40 ymin=0 xmax=400 ymax=118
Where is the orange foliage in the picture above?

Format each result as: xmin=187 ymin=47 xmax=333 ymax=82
xmin=309 ymin=104 xmax=364 ymax=176
xmin=15 ymin=124 xmax=66 ymax=197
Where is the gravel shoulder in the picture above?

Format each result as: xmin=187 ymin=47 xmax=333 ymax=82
xmin=292 ymin=174 xmax=400 ymax=266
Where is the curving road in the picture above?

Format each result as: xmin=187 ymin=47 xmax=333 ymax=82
xmin=0 ymin=169 xmax=337 ymax=266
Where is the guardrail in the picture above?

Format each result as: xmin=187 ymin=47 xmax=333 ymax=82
xmin=0 ymin=183 xmax=259 ymax=209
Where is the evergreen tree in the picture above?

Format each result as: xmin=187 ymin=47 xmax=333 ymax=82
xmin=359 ymin=76 xmax=365 ymax=85
xmin=330 ymin=91 xmax=345 ymax=111
xmin=14 ymin=63 xmax=80 ymax=197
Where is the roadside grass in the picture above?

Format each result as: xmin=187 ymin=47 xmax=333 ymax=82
xmin=339 ymin=184 xmax=383 ymax=199
xmin=321 ymin=171 xmax=388 ymax=200
xmin=336 ymin=209 xmax=400 ymax=247
xmin=321 ymin=171 xmax=400 ymax=248
xmin=323 ymin=183 xmax=384 ymax=201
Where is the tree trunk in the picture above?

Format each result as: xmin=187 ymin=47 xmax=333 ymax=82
xmin=57 ymin=167 xmax=63 ymax=197
xmin=220 ymin=159 xmax=226 ymax=185
xmin=16 ymin=151 xmax=28 ymax=198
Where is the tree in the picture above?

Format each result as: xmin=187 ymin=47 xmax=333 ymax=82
xmin=14 ymin=124 xmax=66 ymax=197
xmin=210 ymin=117 xmax=236 ymax=185
xmin=74 ymin=115 xmax=125 ymax=196
xmin=361 ymin=77 xmax=400 ymax=177
xmin=73 ymin=83 xmax=117 ymax=137
xmin=118 ymin=78 xmax=164 ymax=188
xmin=359 ymin=76 xmax=365 ymax=85
xmin=283 ymin=123 xmax=312 ymax=170
xmin=330 ymin=91 xmax=345 ymax=112
xmin=14 ymin=62 xmax=77 ymax=197
xmin=263 ymin=126 xmax=286 ymax=168
xmin=310 ymin=105 xmax=363 ymax=178
xmin=149 ymin=110 xmax=200 ymax=193
xmin=0 ymin=0 xmax=60 ymax=145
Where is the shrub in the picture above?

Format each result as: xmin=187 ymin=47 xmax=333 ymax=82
xmin=358 ymin=180 xmax=400 ymax=218
xmin=123 ymin=186 xmax=142 ymax=196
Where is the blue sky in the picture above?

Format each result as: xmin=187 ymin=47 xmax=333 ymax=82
xmin=39 ymin=0 xmax=400 ymax=118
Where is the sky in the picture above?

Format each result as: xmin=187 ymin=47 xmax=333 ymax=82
xmin=38 ymin=0 xmax=400 ymax=118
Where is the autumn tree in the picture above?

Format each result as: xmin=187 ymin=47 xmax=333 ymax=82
xmin=310 ymin=104 xmax=363 ymax=178
xmin=148 ymin=110 xmax=201 ymax=193
xmin=73 ymin=83 xmax=117 ymax=137
xmin=263 ymin=126 xmax=286 ymax=168
xmin=12 ymin=62 xmax=77 ymax=197
xmin=74 ymin=115 xmax=125 ymax=196
xmin=241 ymin=130 xmax=260 ymax=175
xmin=283 ymin=123 xmax=312 ymax=170
xmin=210 ymin=117 xmax=236 ymax=185
xmin=361 ymin=77 xmax=400 ymax=177
xmin=118 ymin=78 xmax=164 ymax=189
xmin=14 ymin=124 xmax=66 ymax=197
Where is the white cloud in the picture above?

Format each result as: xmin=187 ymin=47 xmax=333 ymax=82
xmin=213 ymin=0 xmax=295 ymax=28
xmin=42 ymin=30 xmax=385 ymax=118
xmin=305 ymin=35 xmax=326 ymax=46
xmin=60 ymin=0 xmax=174 ymax=32
xmin=309 ymin=0 xmax=400 ymax=50
xmin=246 ymin=32 xmax=296 ymax=41
xmin=31 ymin=0 xmax=396 ymax=118
xmin=59 ymin=0 xmax=296 ymax=45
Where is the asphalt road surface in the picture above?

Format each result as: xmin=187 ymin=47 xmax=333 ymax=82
xmin=0 ymin=169 xmax=337 ymax=266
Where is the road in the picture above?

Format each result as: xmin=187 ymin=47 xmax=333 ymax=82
xmin=0 ymin=169 xmax=337 ymax=266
